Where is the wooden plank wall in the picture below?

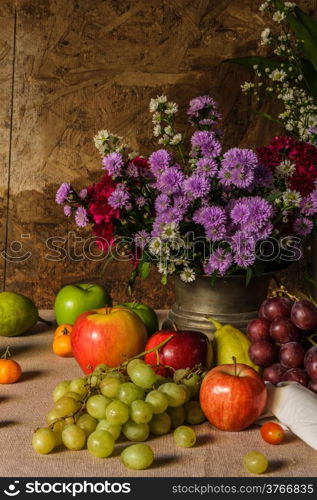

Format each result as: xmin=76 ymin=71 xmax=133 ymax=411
xmin=1 ymin=0 xmax=316 ymax=309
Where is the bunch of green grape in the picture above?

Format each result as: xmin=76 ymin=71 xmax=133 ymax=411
xmin=32 ymin=359 xmax=206 ymax=470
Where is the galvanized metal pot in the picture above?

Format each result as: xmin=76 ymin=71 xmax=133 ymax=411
xmin=168 ymin=272 xmax=274 ymax=340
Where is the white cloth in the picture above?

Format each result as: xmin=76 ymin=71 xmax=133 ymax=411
xmin=259 ymin=382 xmax=317 ymax=451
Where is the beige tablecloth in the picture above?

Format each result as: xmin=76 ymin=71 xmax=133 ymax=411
xmin=0 ymin=311 xmax=316 ymax=478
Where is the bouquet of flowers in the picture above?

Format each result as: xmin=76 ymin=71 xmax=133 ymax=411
xmin=56 ymin=94 xmax=317 ymax=288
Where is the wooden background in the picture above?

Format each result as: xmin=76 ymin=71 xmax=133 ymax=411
xmin=1 ymin=0 xmax=316 ymax=309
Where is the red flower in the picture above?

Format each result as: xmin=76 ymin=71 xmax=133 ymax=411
xmin=257 ymin=136 xmax=317 ymax=196
xmin=131 ymin=156 xmax=154 ymax=181
xmin=87 ymin=174 xmax=119 ymax=251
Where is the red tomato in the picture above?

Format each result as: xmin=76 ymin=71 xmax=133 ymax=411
xmin=260 ymin=422 xmax=285 ymax=444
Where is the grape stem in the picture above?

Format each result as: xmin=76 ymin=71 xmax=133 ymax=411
xmin=307 ymin=334 xmax=317 ymax=347
xmin=1 ymin=346 xmax=11 ymax=359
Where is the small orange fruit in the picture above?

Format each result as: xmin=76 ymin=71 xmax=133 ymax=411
xmin=54 ymin=324 xmax=72 ymax=338
xmin=0 ymin=347 xmax=22 ymax=384
xmin=53 ymin=333 xmax=73 ymax=357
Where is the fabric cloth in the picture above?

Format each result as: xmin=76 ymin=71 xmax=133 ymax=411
xmin=0 ymin=310 xmax=315 ymax=477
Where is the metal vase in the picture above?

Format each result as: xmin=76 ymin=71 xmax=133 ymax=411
xmin=168 ymin=273 xmax=274 ymax=340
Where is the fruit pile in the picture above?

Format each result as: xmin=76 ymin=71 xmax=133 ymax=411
xmin=32 ymin=351 xmax=206 ymax=470
xmin=247 ymin=294 xmax=317 ymax=392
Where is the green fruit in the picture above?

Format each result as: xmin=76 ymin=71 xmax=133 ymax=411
xmin=0 ymin=291 xmax=39 ymax=336
xmin=118 ymin=302 xmax=158 ymax=336
xmin=54 ymin=284 xmax=112 ymax=325
xmin=209 ymin=319 xmax=260 ymax=372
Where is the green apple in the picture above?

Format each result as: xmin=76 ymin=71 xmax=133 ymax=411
xmin=54 ymin=284 xmax=112 ymax=325
xmin=118 ymin=302 xmax=159 ymax=336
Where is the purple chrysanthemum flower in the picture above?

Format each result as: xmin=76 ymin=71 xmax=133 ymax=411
xmin=233 ymin=250 xmax=256 ymax=268
xmin=193 ymin=206 xmax=226 ymax=228
xmin=204 ymin=249 xmax=233 ymax=276
xmin=126 ymin=162 xmax=139 ymax=178
xmin=300 ymin=195 xmax=317 ymax=216
xmin=195 ymin=157 xmax=218 ymax=177
xmin=230 ymin=231 xmax=256 ymax=255
xmin=230 ymin=200 xmax=251 ymax=225
xmin=183 ymin=173 xmax=210 ymax=198
xmin=75 ymin=206 xmax=89 ymax=228
xmin=155 ymin=194 xmax=170 ymax=213
xmin=173 ymin=193 xmax=190 ymax=212
xmin=253 ymin=164 xmax=273 ymax=187
xmin=218 ymin=148 xmax=258 ymax=189
xmin=102 ymin=152 xmax=124 ymax=177
xmin=79 ymin=188 xmax=88 ymax=199
xmin=108 ymin=184 xmax=130 ymax=209
xmin=134 ymin=230 xmax=150 ymax=249
xmin=149 ymin=149 xmax=171 ymax=176
xmin=136 ymin=196 xmax=146 ymax=207
xmin=56 ymin=183 xmax=71 ymax=204
xmin=190 ymin=131 xmax=222 ymax=158
xmin=293 ymin=216 xmax=313 ymax=236
xmin=154 ymin=166 xmax=184 ymax=195
xmin=63 ymin=205 xmax=72 ymax=217
xmin=187 ymin=96 xmax=222 ymax=126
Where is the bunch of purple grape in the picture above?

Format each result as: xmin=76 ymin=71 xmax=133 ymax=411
xmin=247 ymin=297 xmax=317 ymax=393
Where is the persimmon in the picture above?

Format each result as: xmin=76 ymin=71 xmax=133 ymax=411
xmin=0 ymin=347 xmax=22 ymax=384
xmin=54 ymin=324 xmax=73 ymax=338
xmin=53 ymin=333 xmax=73 ymax=357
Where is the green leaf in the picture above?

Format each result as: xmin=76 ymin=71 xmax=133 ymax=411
xmin=223 ymin=56 xmax=281 ymax=73
xmin=127 ymin=268 xmax=138 ymax=296
xmin=210 ymin=273 xmax=217 ymax=287
xmin=256 ymin=111 xmax=284 ymax=127
xmin=294 ymin=6 xmax=317 ymax=41
xmin=300 ymin=58 xmax=317 ymax=99
xmin=246 ymin=268 xmax=253 ymax=287
xmin=139 ymin=261 xmax=151 ymax=280
xmin=287 ymin=7 xmax=317 ymax=70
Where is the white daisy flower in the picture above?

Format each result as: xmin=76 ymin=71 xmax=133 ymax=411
xmin=148 ymin=237 xmax=163 ymax=255
xmin=93 ymin=129 xmax=110 ymax=154
xmin=270 ymin=69 xmax=287 ymax=81
xmin=241 ymin=82 xmax=255 ymax=92
xmin=272 ymin=11 xmax=286 ymax=23
xmin=170 ymin=133 xmax=182 ymax=145
xmin=260 ymin=28 xmax=271 ymax=45
xmin=281 ymin=189 xmax=302 ymax=208
xmin=180 ymin=267 xmax=196 ymax=283
xmin=153 ymin=125 xmax=162 ymax=137
xmin=161 ymin=223 xmax=178 ymax=240
xmin=276 ymin=160 xmax=296 ymax=178
xmin=164 ymin=125 xmax=173 ymax=136
xmin=165 ymin=102 xmax=178 ymax=115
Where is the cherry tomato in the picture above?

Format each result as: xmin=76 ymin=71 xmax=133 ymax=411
xmin=0 ymin=348 xmax=22 ymax=384
xmin=53 ymin=334 xmax=73 ymax=357
xmin=260 ymin=421 xmax=285 ymax=445
xmin=54 ymin=324 xmax=72 ymax=338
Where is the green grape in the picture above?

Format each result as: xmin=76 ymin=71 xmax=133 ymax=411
xmin=52 ymin=381 xmax=70 ymax=403
xmin=63 ymin=391 xmax=82 ymax=401
xmin=184 ymin=401 xmax=206 ymax=425
xmin=64 ymin=416 xmax=75 ymax=425
xmin=99 ymin=376 xmax=122 ymax=398
xmin=62 ymin=424 xmax=86 ymax=450
xmin=53 ymin=430 xmax=63 ymax=447
xmin=155 ymin=375 xmax=170 ymax=386
xmin=182 ymin=373 xmax=201 ymax=399
xmin=32 ymin=428 xmax=56 ymax=454
xmin=243 ymin=451 xmax=268 ymax=474
xmin=46 ymin=409 xmax=62 ymax=425
xmin=86 ymin=394 xmax=111 ymax=419
xmin=167 ymin=406 xmax=185 ymax=428
xmin=173 ymin=369 xmax=187 ymax=382
xmin=69 ymin=378 xmax=88 ymax=397
xmin=149 ymin=412 xmax=171 ymax=435
xmin=173 ymin=425 xmax=196 ymax=448
xmin=52 ymin=420 xmax=65 ymax=434
xmin=120 ymin=444 xmax=154 ymax=470
xmin=158 ymin=383 xmax=187 ymax=407
xmin=87 ymin=430 xmax=115 ymax=458
xmin=117 ymin=382 xmax=144 ymax=406
xmin=128 ymin=363 xmax=157 ymax=389
xmin=94 ymin=363 xmax=108 ymax=372
xmin=122 ymin=420 xmax=149 ymax=442
xmin=130 ymin=400 xmax=153 ymax=424
xmin=179 ymin=384 xmax=191 ymax=403
xmin=76 ymin=413 xmax=97 ymax=437
xmin=105 ymin=400 xmax=130 ymax=425
xmin=126 ymin=359 xmax=145 ymax=379
xmin=145 ymin=390 xmax=168 ymax=414
xmin=55 ymin=396 xmax=81 ymax=417
xmin=96 ymin=419 xmax=121 ymax=441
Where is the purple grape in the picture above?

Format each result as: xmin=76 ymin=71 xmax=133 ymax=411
xmin=249 ymin=341 xmax=278 ymax=367
xmin=262 ymin=363 xmax=287 ymax=385
xmin=282 ymin=368 xmax=309 ymax=386
xmin=270 ymin=317 xmax=300 ymax=344
xmin=259 ymin=297 xmax=293 ymax=321
xmin=291 ymin=300 xmax=317 ymax=330
xmin=304 ymin=346 xmax=317 ymax=379
xmin=279 ymin=342 xmax=305 ymax=369
xmin=247 ymin=318 xmax=271 ymax=342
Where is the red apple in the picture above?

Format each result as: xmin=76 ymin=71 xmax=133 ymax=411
xmin=144 ymin=329 xmax=213 ymax=376
xmin=71 ymin=306 xmax=147 ymax=374
xmin=200 ymin=363 xmax=267 ymax=431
